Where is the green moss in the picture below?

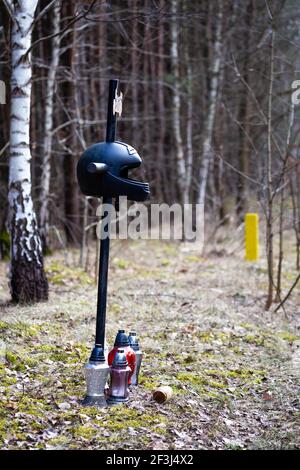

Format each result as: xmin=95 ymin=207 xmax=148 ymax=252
xmin=50 ymin=345 xmax=87 ymax=364
xmin=162 ymin=243 xmax=178 ymax=256
xmin=203 ymin=390 xmax=224 ymax=400
xmin=198 ymin=331 xmax=215 ymax=342
xmin=27 ymin=342 xmax=87 ymax=366
xmin=277 ymin=332 xmax=299 ymax=342
xmin=244 ymin=334 xmax=265 ymax=346
xmin=72 ymin=408 xmax=167 ymax=439
xmin=39 ymin=322 xmax=63 ymax=335
xmin=77 ymin=407 xmax=100 ymax=419
xmin=0 ymin=321 xmax=9 ymax=332
xmin=49 ymin=350 xmax=72 ymax=362
xmin=5 ymin=351 xmax=18 ymax=364
xmin=0 ymin=407 xmax=47 ymax=442
xmin=202 ymin=351 xmax=215 ymax=358
xmin=176 ymin=372 xmax=225 ymax=389
xmin=46 ymin=435 xmax=70 ymax=448
xmin=130 ymin=264 xmax=169 ymax=280
xmin=197 ymin=327 xmax=285 ymax=351
xmin=46 ymin=262 xmax=93 ymax=286
xmin=204 ymin=368 xmax=266 ymax=379
xmin=176 ymin=366 xmax=267 ymax=398
xmin=186 ymin=255 xmax=205 ymax=263
xmin=5 ymin=350 xmax=38 ymax=372
xmin=0 ymin=321 xmax=41 ymax=339
xmin=239 ymin=322 xmax=255 ymax=330
xmin=161 ymin=258 xmax=170 ymax=266
xmin=73 ymin=425 xmax=95 ymax=439
xmin=36 ymin=344 xmax=58 ymax=353
xmin=98 ymin=407 xmax=167 ymax=433
xmin=17 ymin=397 xmax=51 ymax=415
xmin=30 ymin=420 xmax=45 ymax=432
xmin=230 ymin=346 xmax=244 ymax=355
xmin=139 ymin=376 xmax=158 ymax=390
xmin=114 ymin=258 xmax=127 ymax=269
xmin=0 ymin=418 xmax=7 ymax=435
xmin=15 ymin=322 xmax=40 ymax=337
xmin=183 ymin=354 xmax=196 ymax=364
xmin=217 ymin=332 xmax=232 ymax=341
xmin=207 ymin=379 xmax=226 ymax=389
xmin=110 ymin=303 xmax=122 ymax=314
xmin=0 ymin=367 xmax=17 ymax=385
xmin=154 ymin=331 xmax=168 ymax=340
xmin=198 ymin=330 xmax=232 ymax=343
xmin=225 ymin=443 xmax=245 ymax=450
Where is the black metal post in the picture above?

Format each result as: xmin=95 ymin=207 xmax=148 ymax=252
xmin=106 ymin=79 xmax=119 ymax=143
xmin=94 ymin=79 xmax=119 ymax=356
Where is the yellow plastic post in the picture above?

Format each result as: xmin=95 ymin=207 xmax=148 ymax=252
xmin=245 ymin=213 xmax=259 ymax=261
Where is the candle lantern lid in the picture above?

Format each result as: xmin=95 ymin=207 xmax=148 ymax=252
xmin=112 ymin=348 xmax=128 ymax=367
xmin=89 ymin=344 xmax=105 ymax=362
xmin=128 ymin=331 xmax=140 ymax=351
xmin=114 ymin=329 xmax=130 ymax=347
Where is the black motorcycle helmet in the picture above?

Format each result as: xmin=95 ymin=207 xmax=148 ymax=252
xmin=77 ymin=140 xmax=150 ymax=202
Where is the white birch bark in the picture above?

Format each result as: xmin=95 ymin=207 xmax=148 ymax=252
xmin=39 ymin=0 xmax=61 ymax=249
xmin=171 ymin=0 xmax=189 ymax=205
xmin=265 ymin=27 xmax=275 ymax=310
xmin=186 ymin=62 xmax=193 ymax=197
xmin=197 ymin=1 xmax=223 ymax=205
xmin=7 ymin=0 xmax=48 ymax=302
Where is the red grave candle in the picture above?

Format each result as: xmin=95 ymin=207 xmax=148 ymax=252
xmin=108 ymin=330 xmax=136 ymax=384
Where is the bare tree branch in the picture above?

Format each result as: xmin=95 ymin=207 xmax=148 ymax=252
xmin=274 ymin=271 xmax=300 ymax=312
xmin=32 ymin=0 xmax=58 ymax=27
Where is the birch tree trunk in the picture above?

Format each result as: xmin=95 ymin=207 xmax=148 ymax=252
xmin=236 ymin=0 xmax=253 ymax=223
xmin=265 ymin=26 xmax=275 ymax=311
xmin=131 ymin=0 xmax=139 ymax=148
xmin=197 ymin=0 xmax=223 ymax=205
xmin=39 ymin=0 xmax=61 ymax=252
xmin=171 ymin=0 xmax=188 ymax=205
xmin=61 ymin=0 xmax=79 ymax=244
xmin=143 ymin=7 xmax=151 ymax=186
xmin=185 ymin=59 xmax=193 ymax=199
xmin=7 ymin=0 xmax=48 ymax=303
xmin=157 ymin=0 xmax=167 ymax=201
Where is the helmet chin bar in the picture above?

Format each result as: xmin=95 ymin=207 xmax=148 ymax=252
xmin=105 ymin=172 xmax=150 ymax=202
xmin=85 ymin=161 xmax=150 ymax=202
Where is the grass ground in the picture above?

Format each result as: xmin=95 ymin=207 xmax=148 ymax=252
xmin=0 ymin=233 xmax=299 ymax=449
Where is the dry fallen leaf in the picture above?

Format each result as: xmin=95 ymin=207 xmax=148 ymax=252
xmin=262 ymin=391 xmax=273 ymax=401
xmin=57 ymin=402 xmax=71 ymax=410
